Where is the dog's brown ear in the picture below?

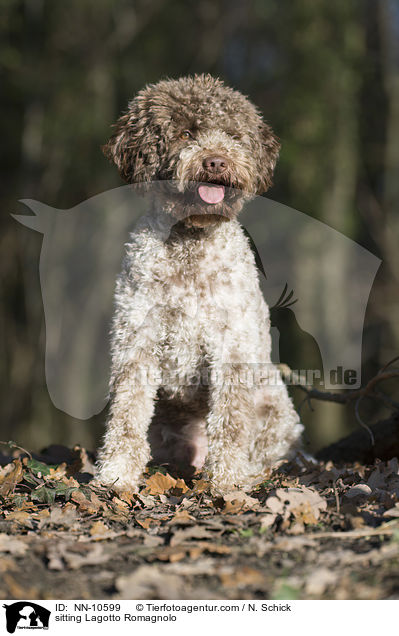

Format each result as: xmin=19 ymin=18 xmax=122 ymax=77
xmin=256 ymin=122 xmax=281 ymax=194
xmin=102 ymin=95 xmax=160 ymax=183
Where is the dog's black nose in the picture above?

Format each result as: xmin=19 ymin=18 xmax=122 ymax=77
xmin=203 ymin=155 xmax=228 ymax=174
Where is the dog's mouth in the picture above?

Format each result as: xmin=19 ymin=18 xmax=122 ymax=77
xmin=187 ymin=180 xmax=248 ymax=227
xmin=191 ymin=179 xmax=241 ymax=208
xmin=183 ymin=182 xmax=244 ymax=227
xmin=197 ymin=184 xmax=225 ymax=205
xmin=151 ymin=178 xmax=250 ymax=228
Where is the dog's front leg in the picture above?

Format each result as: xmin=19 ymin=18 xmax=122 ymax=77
xmin=204 ymin=362 xmax=256 ymax=492
xmin=96 ymin=358 xmax=160 ymax=492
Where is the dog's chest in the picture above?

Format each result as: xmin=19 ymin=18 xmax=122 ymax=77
xmin=157 ymin=226 xmax=261 ymax=362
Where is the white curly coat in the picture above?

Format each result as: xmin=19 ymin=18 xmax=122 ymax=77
xmin=96 ymin=207 xmax=303 ymax=492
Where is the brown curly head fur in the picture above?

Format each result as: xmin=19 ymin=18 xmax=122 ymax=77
xmin=103 ymin=74 xmax=280 ymax=225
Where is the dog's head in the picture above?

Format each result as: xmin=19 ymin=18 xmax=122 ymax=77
xmin=103 ymin=74 xmax=280 ymax=227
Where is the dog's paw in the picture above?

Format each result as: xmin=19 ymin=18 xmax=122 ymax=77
xmin=203 ymin=469 xmax=243 ymax=496
xmin=94 ymin=463 xmax=140 ymax=494
xmin=95 ymin=475 xmax=139 ymax=494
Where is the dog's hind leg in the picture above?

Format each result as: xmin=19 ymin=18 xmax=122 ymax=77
xmin=251 ymin=373 xmax=303 ymax=471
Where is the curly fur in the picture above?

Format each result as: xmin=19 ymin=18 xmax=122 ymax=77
xmin=96 ymin=74 xmax=302 ymax=492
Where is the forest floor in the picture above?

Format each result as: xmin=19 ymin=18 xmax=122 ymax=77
xmin=0 ymin=444 xmax=399 ymax=601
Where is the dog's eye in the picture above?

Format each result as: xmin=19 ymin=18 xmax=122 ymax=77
xmin=180 ymin=130 xmax=192 ymax=140
xmin=231 ymin=134 xmax=241 ymax=140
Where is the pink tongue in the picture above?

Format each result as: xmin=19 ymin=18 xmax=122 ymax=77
xmin=198 ymin=185 xmax=225 ymax=204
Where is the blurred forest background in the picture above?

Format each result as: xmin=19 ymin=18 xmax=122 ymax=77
xmin=1 ymin=0 xmax=398 ymax=455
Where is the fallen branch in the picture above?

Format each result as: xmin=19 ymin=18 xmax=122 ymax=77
xmin=291 ymin=356 xmax=399 ymax=462
xmin=297 ymin=366 xmax=399 ymax=407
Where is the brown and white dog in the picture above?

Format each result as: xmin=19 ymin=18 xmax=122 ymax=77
xmin=96 ymin=74 xmax=302 ymax=492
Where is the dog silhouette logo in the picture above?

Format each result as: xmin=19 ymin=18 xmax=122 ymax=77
xmin=13 ymin=185 xmax=381 ymax=416
xmin=3 ymin=602 xmax=50 ymax=633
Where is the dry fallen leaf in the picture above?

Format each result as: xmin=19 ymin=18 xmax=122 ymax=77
xmin=0 ymin=556 xmax=17 ymax=574
xmin=153 ymin=546 xmax=187 ymax=563
xmin=0 ymin=460 xmax=23 ymax=496
xmin=137 ymin=493 xmax=156 ymax=508
xmin=5 ymin=510 xmax=34 ymax=528
xmin=346 ymin=484 xmax=372 ymax=499
xmin=219 ymin=566 xmax=264 ymax=589
xmin=136 ymin=516 xmax=160 ymax=530
xmin=48 ymin=504 xmax=78 ymax=527
xmin=116 ymin=565 xmax=183 ymax=599
xmin=70 ymin=490 xmax=100 ymax=514
xmin=61 ymin=476 xmax=80 ymax=488
xmin=191 ymin=479 xmax=210 ymax=493
xmin=305 ymin=567 xmax=339 ymax=596
xmin=0 ymin=534 xmax=28 ymax=556
xmin=259 ymin=513 xmax=276 ymax=529
xmin=112 ymin=496 xmax=130 ymax=509
xmin=64 ymin=543 xmax=110 ymax=569
xmin=143 ymin=534 xmax=164 ymax=547
xmin=170 ymin=526 xmax=217 ymax=546
xmin=0 ymin=462 xmax=15 ymax=484
xmin=47 ymin=545 xmax=65 ymax=570
xmin=144 ymin=472 xmax=178 ymax=495
xmin=189 ymin=542 xmax=231 ymax=558
xmin=171 ymin=478 xmax=190 ymax=495
xmin=383 ymin=503 xmax=399 ymax=518
xmin=267 ymin=487 xmax=327 ymax=523
xmin=168 ymin=510 xmax=195 ymax=526
xmin=43 ymin=463 xmax=67 ymax=481
xmin=3 ymin=573 xmax=38 ymax=599
xmin=222 ymin=491 xmax=260 ymax=514
xmin=293 ymin=502 xmax=318 ymax=525
xmin=119 ymin=491 xmax=136 ymax=505
xmin=73 ymin=445 xmax=96 ymax=475
xmin=89 ymin=521 xmax=110 ymax=537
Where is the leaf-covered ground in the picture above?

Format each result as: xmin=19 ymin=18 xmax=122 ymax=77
xmin=1 ymin=444 xmax=399 ymax=600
